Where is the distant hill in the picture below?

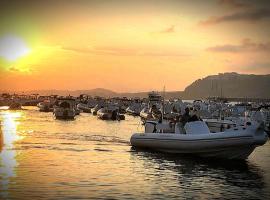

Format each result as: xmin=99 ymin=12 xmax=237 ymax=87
xmin=9 ymin=89 xmax=184 ymax=99
xmin=183 ymin=72 xmax=270 ymax=99
xmin=5 ymin=88 xmax=118 ymax=98
xmin=2 ymin=72 xmax=270 ymax=99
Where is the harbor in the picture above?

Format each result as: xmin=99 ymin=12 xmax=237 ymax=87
xmin=1 ymin=0 xmax=270 ymax=199
xmin=0 ymin=91 xmax=270 ymax=199
xmin=0 ymin=106 xmax=270 ymax=199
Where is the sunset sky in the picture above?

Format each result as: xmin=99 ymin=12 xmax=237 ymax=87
xmin=0 ymin=0 xmax=270 ymax=92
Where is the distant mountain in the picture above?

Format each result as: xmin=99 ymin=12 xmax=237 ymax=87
xmin=183 ymin=72 xmax=270 ymax=99
xmin=2 ymin=72 xmax=269 ymax=99
xmin=10 ymin=88 xmax=118 ymax=98
xmin=15 ymin=89 xmax=183 ymax=99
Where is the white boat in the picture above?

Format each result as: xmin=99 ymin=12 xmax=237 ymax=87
xmin=230 ymin=103 xmax=251 ymax=116
xmin=53 ymin=98 xmax=76 ymax=120
xmin=126 ymin=105 xmax=141 ymax=116
xmin=97 ymin=106 xmax=125 ymax=120
xmin=77 ymin=103 xmax=92 ymax=113
xmin=126 ymin=99 xmax=142 ymax=116
xmin=140 ymin=91 xmax=162 ymax=121
xmin=37 ymin=100 xmax=54 ymax=112
xmin=91 ymin=101 xmax=106 ymax=115
xmin=248 ymin=106 xmax=270 ymax=136
xmin=130 ymin=120 xmax=268 ymax=160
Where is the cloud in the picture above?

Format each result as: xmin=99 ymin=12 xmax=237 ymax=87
xmin=244 ymin=62 xmax=270 ymax=71
xmin=206 ymin=39 xmax=270 ymax=53
xmin=137 ymin=51 xmax=188 ymax=57
xmin=62 ymin=46 xmax=138 ymax=56
xmin=93 ymin=46 xmax=138 ymax=56
xmin=61 ymin=46 xmax=94 ymax=54
xmin=219 ymin=0 xmax=250 ymax=9
xmin=62 ymin=45 xmax=188 ymax=57
xmin=8 ymin=66 xmax=32 ymax=73
xmin=228 ymin=62 xmax=270 ymax=73
xmin=199 ymin=9 xmax=270 ymax=26
xmin=9 ymin=66 xmax=20 ymax=72
xmin=159 ymin=25 xmax=175 ymax=33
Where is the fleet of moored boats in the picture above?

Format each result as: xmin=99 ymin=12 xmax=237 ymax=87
xmin=2 ymin=91 xmax=270 ymax=160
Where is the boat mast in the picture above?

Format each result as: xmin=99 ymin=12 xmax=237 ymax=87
xmin=162 ymin=86 xmax=165 ymax=123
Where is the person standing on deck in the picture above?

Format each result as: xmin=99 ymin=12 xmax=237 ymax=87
xmin=181 ymin=107 xmax=191 ymax=126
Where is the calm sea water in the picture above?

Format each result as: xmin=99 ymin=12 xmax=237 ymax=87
xmin=0 ymin=107 xmax=270 ymax=200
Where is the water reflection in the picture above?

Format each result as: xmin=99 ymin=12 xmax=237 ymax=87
xmin=0 ymin=108 xmax=268 ymax=199
xmin=0 ymin=124 xmax=3 ymax=152
xmin=131 ymin=150 xmax=266 ymax=199
xmin=0 ymin=111 xmax=24 ymax=199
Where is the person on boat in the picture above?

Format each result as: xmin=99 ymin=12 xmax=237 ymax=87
xmin=180 ymin=107 xmax=191 ymax=126
xmin=172 ymin=105 xmax=178 ymax=113
xmin=169 ymin=115 xmax=180 ymax=129
xmin=189 ymin=108 xmax=201 ymax=122
xmin=150 ymin=105 xmax=162 ymax=120
xmin=171 ymin=115 xmax=185 ymax=134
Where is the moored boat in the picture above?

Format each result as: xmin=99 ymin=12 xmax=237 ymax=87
xmin=97 ymin=106 xmax=125 ymax=120
xmin=37 ymin=100 xmax=54 ymax=112
xmin=77 ymin=103 xmax=92 ymax=113
xmin=140 ymin=91 xmax=162 ymax=121
xmin=53 ymin=98 xmax=76 ymax=120
xmin=130 ymin=120 xmax=268 ymax=160
xmin=8 ymin=102 xmax=22 ymax=110
xmin=126 ymin=99 xmax=142 ymax=116
xmin=91 ymin=102 xmax=106 ymax=115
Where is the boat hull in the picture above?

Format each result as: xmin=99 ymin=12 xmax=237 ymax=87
xmin=77 ymin=103 xmax=92 ymax=113
xmin=53 ymin=109 xmax=76 ymax=120
xmin=130 ymin=129 xmax=268 ymax=160
xmin=97 ymin=113 xmax=111 ymax=120
xmin=55 ymin=115 xmax=75 ymax=120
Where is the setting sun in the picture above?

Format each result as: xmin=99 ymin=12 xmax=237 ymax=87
xmin=0 ymin=0 xmax=269 ymax=92
xmin=0 ymin=35 xmax=30 ymax=62
xmin=0 ymin=1 xmax=270 ymax=200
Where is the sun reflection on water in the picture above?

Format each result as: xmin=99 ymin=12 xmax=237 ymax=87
xmin=0 ymin=111 xmax=24 ymax=199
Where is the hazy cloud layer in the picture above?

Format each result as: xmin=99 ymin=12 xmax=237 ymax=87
xmin=62 ymin=46 xmax=188 ymax=57
xmin=229 ymin=62 xmax=270 ymax=73
xmin=159 ymin=25 xmax=175 ymax=33
xmin=219 ymin=0 xmax=250 ymax=9
xmin=199 ymin=8 xmax=270 ymax=26
xmin=8 ymin=66 xmax=32 ymax=73
xmin=9 ymin=66 xmax=20 ymax=72
xmin=206 ymin=39 xmax=270 ymax=53
xmin=63 ymin=46 xmax=139 ymax=56
xmin=244 ymin=62 xmax=270 ymax=71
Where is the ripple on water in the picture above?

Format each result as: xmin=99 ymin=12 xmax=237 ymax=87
xmin=0 ymin=108 xmax=270 ymax=200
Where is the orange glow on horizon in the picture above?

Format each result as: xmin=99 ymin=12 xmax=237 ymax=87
xmin=0 ymin=1 xmax=269 ymax=92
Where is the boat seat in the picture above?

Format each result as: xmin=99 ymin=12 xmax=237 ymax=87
xmin=184 ymin=121 xmax=211 ymax=134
